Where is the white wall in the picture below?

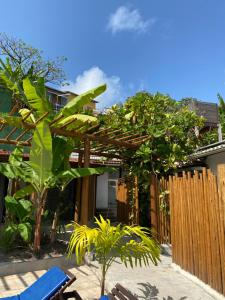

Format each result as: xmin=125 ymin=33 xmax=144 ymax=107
xmin=96 ymin=173 xmax=108 ymax=209
xmin=206 ymin=151 xmax=225 ymax=176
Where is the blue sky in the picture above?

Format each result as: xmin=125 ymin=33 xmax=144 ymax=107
xmin=1 ymin=0 xmax=225 ymax=108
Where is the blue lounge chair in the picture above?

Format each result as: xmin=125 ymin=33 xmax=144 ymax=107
xmin=1 ymin=266 xmax=81 ymax=300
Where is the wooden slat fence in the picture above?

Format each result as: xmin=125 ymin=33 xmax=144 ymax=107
xmin=168 ymin=167 xmax=225 ymax=296
xmin=116 ymin=176 xmax=139 ymax=225
xmin=150 ymin=175 xmax=171 ymax=244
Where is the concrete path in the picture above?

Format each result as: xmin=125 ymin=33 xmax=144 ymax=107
xmin=0 ymin=255 xmax=223 ymax=299
xmin=101 ymin=256 xmax=222 ymax=300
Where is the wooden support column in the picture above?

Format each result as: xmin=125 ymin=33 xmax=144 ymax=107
xmin=150 ymin=174 xmax=159 ymax=235
xmin=80 ymin=138 xmax=90 ymax=225
xmin=134 ymin=176 xmax=139 ymax=225
xmin=88 ymin=175 xmax=97 ymax=220
xmin=74 ymin=152 xmax=83 ymax=223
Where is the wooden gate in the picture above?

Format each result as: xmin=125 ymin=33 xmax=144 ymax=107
xmin=164 ymin=167 xmax=225 ymax=296
xmin=116 ymin=176 xmax=139 ymax=225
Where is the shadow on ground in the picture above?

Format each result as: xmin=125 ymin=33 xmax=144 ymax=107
xmin=137 ymin=282 xmax=187 ymax=300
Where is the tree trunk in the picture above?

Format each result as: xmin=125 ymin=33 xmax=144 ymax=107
xmin=50 ymin=209 xmax=59 ymax=244
xmin=33 ymin=203 xmax=42 ymax=255
xmin=100 ymin=264 xmax=106 ymax=297
xmin=33 ymin=189 xmax=47 ymax=255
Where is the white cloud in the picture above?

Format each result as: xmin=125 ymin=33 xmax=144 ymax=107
xmin=107 ymin=6 xmax=155 ymax=34
xmin=66 ymin=67 xmax=123 ymax=109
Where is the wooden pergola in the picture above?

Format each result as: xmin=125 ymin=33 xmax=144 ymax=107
xmin=0 ymin=106 xmax=147 ymax=224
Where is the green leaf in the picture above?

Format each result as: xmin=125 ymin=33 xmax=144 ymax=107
xmin=52 ymin=136 xmax=73 ymax=173
xmin=29 ymin=120 xmax=53 ymax=188
xmin=19 ymin=108 xmax=36 ymax=123
xmin=0 ymin=58 xmax=20 ymax=96
xmin=18 ymin=222 xmax=32 ymax=242
xmin=56 ymin=167 xmax=116 ymax=189
xmin=5 ymin=196 xmax=33 ymax=222
xmin=14 ymin=184 xmax=35 ymax=199
xmin=125 ymin=111 xmax=134 ymax=120
xmin=17 ymin=200 xmax=33 ymax=222
xmin=60 ymin=84 xmax=106 ymax=116
xmin=23 ymin=77 xmax=51 ymax=115
xmin=9 ymin=146 xmax=24 ymax=166
xmin=5 ymin=196 xmax=18 ymax=215
xmin=54 ymin=114 xmax=98 ymax=131
xmin=67 ymin=215 xmax=160 ymax=283
xmin=0 ymin=163 xmax=24 ymax=180
xmin=0 ymin=114 xmax=24 ymax=129
xmin=0 ymin=224 xmax=18 ymax=250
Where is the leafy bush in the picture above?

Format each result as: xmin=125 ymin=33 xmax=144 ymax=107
xmin=0 ymin=196 xmax=33 ymax=251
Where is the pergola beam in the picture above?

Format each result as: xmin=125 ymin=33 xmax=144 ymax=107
xmin=74 ymin=149 xmax=123 ymax=159
xmin=0 ymin=138 xmax=30 ymax=146
xmin=52 ymin=128 xmax=138 ymax=149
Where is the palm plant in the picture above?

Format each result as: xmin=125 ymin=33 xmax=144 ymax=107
xmin=67 ymin=216 xmax=160 ymax=297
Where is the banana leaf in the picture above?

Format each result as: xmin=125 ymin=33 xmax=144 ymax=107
xmin=60 ymin=84 xmax=106 ymax=116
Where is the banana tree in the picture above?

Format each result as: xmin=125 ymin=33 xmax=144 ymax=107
xmin=0 ymin=76 xmax=114 ymax=253
xmin=0 ymin=122 xmax=114 ymax=253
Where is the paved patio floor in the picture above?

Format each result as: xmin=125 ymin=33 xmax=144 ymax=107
xmin=0 ymin=255 xmax=223 ymax=299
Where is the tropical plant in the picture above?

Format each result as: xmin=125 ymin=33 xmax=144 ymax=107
xmin=0 ymin=76 xmax=114 ymax=253
xmin=101 ymin=92 xmax=204 ymax=189
xmin=67 ymin=216 xmax=160 ymax=297
xmin=218 ymin=93 xmax=225 ymax=136
xmin=0 ymin=195 xmax=34 ymax=250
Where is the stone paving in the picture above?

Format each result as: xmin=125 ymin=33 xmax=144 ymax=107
xmin=0 ymin=255 xmax=223 ymax=299
xmin=102 ymin=256 xmax=222 ymax=300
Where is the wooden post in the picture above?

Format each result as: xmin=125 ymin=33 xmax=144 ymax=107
xmin=74 ymin=152 xmax=83 ymax=223
xmin=150 ymin=174 xmax=158 ymax=235
xmin=88 ymin=175 xmax=97 ymax=220
xmin=80 ymin=139 xmax=90 ymax=225
xmin=134 ymin=176 xmax=139 ymax=224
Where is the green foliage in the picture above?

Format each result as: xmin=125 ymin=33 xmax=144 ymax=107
xmin=198 ymin=128 xmax=218 ymax=147
xmin=52 ymin=136 xmax=73 ymax=173
xmin=0 ymin=78 xmax=111 ymax=194
xmin=53 ymin=167 xmax=116 ymax=191
xmin=0 ymin=73 xmax=110 ymax=252
xmin=60 ymin=84 xmax=106 ymax=116
xmin=54 ymin=114 xmax=98 ymax=131
xmin=23 ymin=77 xmax=52 ymax=115
xmin=101 ymin=92 xmax=204 ymax=188
xmin=0 ymin=196 xmax=33 ymax=250
xmin=67 ymin=215 xmax=160 ymax=296
xmin=29 ymin=120 xmax=53 ymax=191
xmin=218 ymin=93 xmax=225 ymax=137
xmin=5 ymin=195 xmax=33 ymax=222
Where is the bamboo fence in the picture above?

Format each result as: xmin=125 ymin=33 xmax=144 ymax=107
xmin=168 ymin=167 xmax=225 ymax=296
